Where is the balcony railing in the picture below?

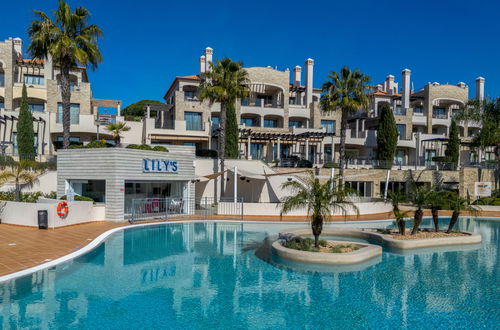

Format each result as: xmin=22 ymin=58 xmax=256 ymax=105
xmin=432 ymin=113 xmax=448 ymax=119
xmin=394 ymin=108 xmax=406 ymax=116
xmin=184 ymin=94 xmax=199 ymax=102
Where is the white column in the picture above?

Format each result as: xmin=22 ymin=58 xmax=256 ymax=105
xmin=331 ymin=135 xmax=335 ymax=162
xmin=305 ymin=138 xmax=309 ymax=161
xmin=146 ymin=105 xmax=151 ymax=118
xmin=233 ymin=166 xmax=238 ymax=203
xmin=277 ymin=137 xmax=281 ymax=160
xmin=247 ymin=136 xmax=252 ymax=160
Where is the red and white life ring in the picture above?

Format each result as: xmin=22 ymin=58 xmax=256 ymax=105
xmin=57 ymin=201 xmax=69 ymax=218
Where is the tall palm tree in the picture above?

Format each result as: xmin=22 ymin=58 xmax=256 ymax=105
xmin=281 ymin=172 xmax=358 ymax=247
xmin=320 ymin=66 xmax=370 ymax=186
xmin=106 ymin=121 xmax=130 ymax=146
xmin=28 ymin=0 xmax=103 ymax=149
xmin=387 ymin=190 xmax=407 ymax=235
xmin=0 ymin=161 xmax=40 ymax=201
xmin=199 ymin=58 xmax=249 ymax=197
xmin=446 ymin=192 xmax=480 ymax=233
xmin=428 ymin=190 xmax=450 ymax=232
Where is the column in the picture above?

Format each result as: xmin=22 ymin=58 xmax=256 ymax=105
xmin=247 ymin=136 xmax=252 ymax=160
xmin=305 ymin=138 xmax=309 ymax=161
xmin=277 ymin=137 xmax=281 ymax=160
xmin=355 ymin=119 xmax=359 ymax=138
xmin=260 ymin=115 xmax=264 ymax=127
xmin=320 ymin=139 xmax=325 ymax=164
xmin=331 ymin=135 xmax=335 ymax=162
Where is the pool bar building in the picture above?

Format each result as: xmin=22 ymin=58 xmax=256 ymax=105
xmin=57 ymin=147 xmax=196 ymax=221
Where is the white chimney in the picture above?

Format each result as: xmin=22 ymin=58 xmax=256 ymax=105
xmin=305 ymin=58 xmax=314 ymax=106
xmin=385 ymin=75 xmax=395 ymax=94
xmin=13 ymin=37 xmax=22 ymax=57
xmin=199 ymin=55 xmax=206 ymax=74
xmin=293 ymin=65 xmax=302 ymax=87
xmin=475 ymin=77 xmax=484 ymax=100
xmin=205 ymin=47 xmax=213 ymax=72
xmin=402 ymin=69 xmax=411 ymax=109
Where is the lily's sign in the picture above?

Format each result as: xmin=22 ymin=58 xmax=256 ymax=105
xmin=143 ymin=159 xmax=178 ymax=173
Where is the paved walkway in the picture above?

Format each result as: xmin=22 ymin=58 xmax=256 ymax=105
xmin=0 ymin=210 xmax=498 ymax=277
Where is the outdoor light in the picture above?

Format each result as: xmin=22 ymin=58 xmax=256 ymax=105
xmin=246 ymin=180 xmax=250 ymax=183
xmin=287 ymin=177 xmax=293 ymax=182
xmin=240 ymin=176 xmax=246 ymax=181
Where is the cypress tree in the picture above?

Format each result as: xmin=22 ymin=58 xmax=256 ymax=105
xmin=225 ymin=103 xmax=239 ymax=158
xmin=445 ymin=119 xmax=460 ymax=169
xmin=16 ymin=84 xmax=35 ymax=160
xmin=376 ymin=103 xmax=399 ymax=168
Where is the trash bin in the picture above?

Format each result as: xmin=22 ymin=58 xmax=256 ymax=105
xmin=38 ymin=210 xmax=48 ymax=229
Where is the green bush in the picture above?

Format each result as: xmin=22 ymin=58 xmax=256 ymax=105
xmin=196 ymin=149 xmax=218 ymax=158
xmin=297 ymin=159 xmax=313 ymax=168
xmin=318 ymin=239 xmax=328 ymax=247
xmin=331 ymin=244 xmax=360 ymax=253
xmin=0 ymin=156 xmax=16 ymax=168
xmin=0 ymin=191 xmax=58 ymax=203
xmin=323 ymin=162 xmax=339 ymax=169
xmin=152 ymin=145 xmax=168 ymax=152
xmin=284 ymin=237 xmax=318 ymax=252
xmin=85 ymin=140 xmax=109 ymax=148
xmin=126 ymin=144 xmax=153 ymax=151
xmin=60 ymin=195 xmax=95 ymax=203
xmin=473 ymin=197 xmax=500 ymax=206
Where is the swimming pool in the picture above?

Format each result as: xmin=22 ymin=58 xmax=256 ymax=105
xmin=1 ymin=218 xmax=499 ymax=329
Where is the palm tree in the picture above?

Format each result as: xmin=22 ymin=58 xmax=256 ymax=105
xmin=0 ymin=161 xmax=40 ymax=202
xmin=199 ymin=58 xmax=249 ymax=197
xmin=387 ymin=190 xmax=407 ymax=235
xmin=281 ymin=172 xmax=358 ymax=247
xmin=446 ymin=192 xmax=480 ymax=233
xmin=428 ymin=190 xmax=450 ymax=232
xmin=106 ymin=121 xmax=130 ymax=146
xmin=406 ymin=171 xmax=433 ymax=235
xmin=28 ymin=0 xmax=103 ymax=149
xmin=320 ymin=66 xmax=370 ymax=186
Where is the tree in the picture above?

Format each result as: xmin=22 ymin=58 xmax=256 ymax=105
xmin=445 ymin=119 xmax=460 ymax=169
xmin=406 ymin=170 xmax=433 ymax=235
xmin=199 ymin=58 xmax=249 ymax=197
xmin=387 ymin=189 xmax=407 ymax=235
xmin=281 ymin=172 xmax=357 ymax=247
xmin=225 ymin=103 xmax=239 ymax=158
xmin=28 ymin=0 xmax=103 ymax=149
xmin=446 ymin=192 xmax=479 ymax=233
xmin=16 ymin=84 xmax=35 ymax=160
xmin=105 ymin=121 xmax=130 ymax=146
xmin=321 ymin=66 xmax=370 ymax=185
xmin=376 ymin=103 xmax=398 ymax=168
xmin=0 ymin=161 xmax=39 ymax=202
xmin=121 ymin=100 xmax=162 ymax=119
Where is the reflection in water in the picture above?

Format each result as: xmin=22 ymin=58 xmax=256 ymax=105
xmin=0 ymin=219 xmax=499 ymax=329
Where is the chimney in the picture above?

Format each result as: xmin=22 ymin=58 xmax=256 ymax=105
xmin=457 ymin=82 xmax=466 ymax=88
xmin=13 ymin=37 xmax=22 ymax=57
xmin=475 ymin=77 xmax=484 ymax=100
xmin=401 ymin=69 xmax=411 ymax=109
xmin=305 ymin=58 xmax=314 ymax=106
xmin=293 ymin=65 xmax=302 ymax=87
xmin=205 ymin=47 xmax=213 ymax=72
xmin=199 ymin=55 xmax=206 ymax=74
xmin=385 ymin=75 xmax=395 ymax=94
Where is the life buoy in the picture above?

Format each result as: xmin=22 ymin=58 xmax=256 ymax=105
xmin=57 ymin=201 xmax=69 ymax=218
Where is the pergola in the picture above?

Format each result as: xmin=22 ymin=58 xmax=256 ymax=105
xmin=0 ymin=114 xmax=47 ymax=155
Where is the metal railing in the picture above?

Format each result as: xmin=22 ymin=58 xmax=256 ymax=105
xmin=128 ymin=197 xmax=244 ymax=223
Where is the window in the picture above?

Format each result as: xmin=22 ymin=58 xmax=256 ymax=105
xmin=346 ymin=181 xmax=372 ymax=197
xmin=56 ymin=136 xmax=81 ymax=143
xmin=414 ymin=107 xmax=423 ymax=114
xmin=24 ymin=74 xmax=44 ymax=85
xmin=289 ymin=97 xmax=296 ymax=105
xmin=184 ymin=142 xmax=201 ymax=150
xmin=425 ymin=149 xmax=437 ymax=165
xmin=395 ymin=150 xmax=405 ymax=164
xmin=380 ymin=181 xmax=407 ymax=195
xmin=264 ymin=119 xmax=278 ymax=128
xmin=57 ymin=103 xmax=80 ymax=124
xmin=211 ymin=116 xmax=220 ymax=126
xmin=396 ymin=124 xmax=406 ymax=139
xmin=240 ymin=117 xmax=257 ymax=127
xmin=433 ymin=107 xmax=447 ymax=118
xmin=288 ymin=120 xmax=302 ymax=128
xmin=321 ymin=120 xmax=335 ymax=133
xmin=0 ymin=72 xmax=4 ymax=87
xmin=184 ymin=91 xmax=198 ymax=101
xmin=28 ymin=103 xmax=45 ymax=112
xmin=250 ymin=143 xmax=264 ymax=160
xmin=395 ymin=105 xmax=405 ymax=115
xmin=324 ymin=145 xmax=333 ymax=162
xmin=185 ymin=112 xmax=202 ymax=130
xmin=0 ymin=101 xmax=4 ymax=109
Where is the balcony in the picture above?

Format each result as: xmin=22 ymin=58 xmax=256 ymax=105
xmin=432 ymin=113 xmax=448 ymax=119
xmin=394 ymin=107 xmax=406 ymax=116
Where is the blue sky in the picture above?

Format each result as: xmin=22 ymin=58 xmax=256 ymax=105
xmin=1 ymin=0 xmax=499 ymax=107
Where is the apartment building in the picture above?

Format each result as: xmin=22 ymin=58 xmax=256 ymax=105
xmin=155 ymin=47 xmax=487 ymax=168
xmin=0 ymin=37 xmax=123 ymax=157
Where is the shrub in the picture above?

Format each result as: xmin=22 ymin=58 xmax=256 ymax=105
xmin=284 ymin=236 xmax=318 ymax=252
xmin=331 ymin=244 xmax=360 ymax=253
xmin=473 ymin=197 xmax=500 ymax=206
xmin=152 ymin=145 xmax=169 ymax=152
xmin=85 ymin=140 xmax=109 ymax=148
xmin=0 ymin=156 xmax=16 ymax=168
xmin=323 ymin=162 xmax=339 ymax=169
xmin=126 ymin=144 xmax=153 ymax=151
xmin=318 ymin=239 xmax=328 ymax=247
xmin=297 ymin=159 xmax=312 ymax=168
xmin=196 ymin=149 xmax=218 ymax=158
xmin=60 ymin=195 xmax=95 ymax=203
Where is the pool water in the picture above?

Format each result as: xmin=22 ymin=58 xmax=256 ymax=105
xmin=1 ymin=218 xmax=499 ymax=329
